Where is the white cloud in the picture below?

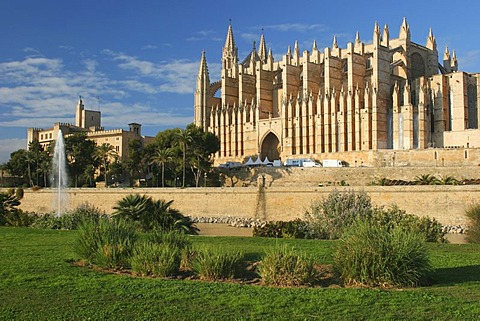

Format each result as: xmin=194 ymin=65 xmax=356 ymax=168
xmin=0 ymin=50 xmax=221 ymax=148
xmin=241 ymin=33 xmax=259 ymax=43
xmin=261 ymin=23 xmax=328 ymax=33
xmin=0 ymin=138 xmax=27 ymax=164
xmin=103 ymin=50 xmax=221 ymax=94
xmin=187 ymin=30 xmax=222 ymax=42
xmin=459 ymin=50 xmax=480 ymax=70
xmin=83 ymin=59 xmax=97 ymax=73
xmin=141 ymin=44 xmax=158 ymax=50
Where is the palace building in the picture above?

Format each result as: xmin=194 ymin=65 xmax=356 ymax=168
xmin=27 ymin=97 xmax=154 ymax=160
xmin=194 ymin=18 xmax=480 ymax=164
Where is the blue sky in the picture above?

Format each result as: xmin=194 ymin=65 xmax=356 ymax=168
xmin=2 ymin=0 xmax=480 ymax=163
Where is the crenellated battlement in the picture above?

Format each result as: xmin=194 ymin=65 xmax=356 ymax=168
xmin=85 ymin=128 xmax=124 ymax=136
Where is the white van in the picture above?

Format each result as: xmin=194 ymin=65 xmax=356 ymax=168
xmin=322 ymin=159 xmax=344 ymax=167
xmin=285 ymin=158 xmax=321 ymax=167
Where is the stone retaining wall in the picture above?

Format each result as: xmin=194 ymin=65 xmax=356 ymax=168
xmin=6 ymin=185 xmax=480 ymax=226
xmin=220 ymin=166 xmax=480 ymax=187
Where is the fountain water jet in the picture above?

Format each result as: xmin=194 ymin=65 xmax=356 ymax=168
xmin=51 ymin=129 xmax=68 ymax=217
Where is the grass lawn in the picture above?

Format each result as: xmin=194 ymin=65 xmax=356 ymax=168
xmin=1 ymin=227 xmax=479 ymax=320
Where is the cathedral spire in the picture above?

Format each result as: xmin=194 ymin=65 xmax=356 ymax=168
xmin=267 ymin=48 xmax=274 ymax=69
xmin=194 ymin=51 xmax=211 ymax=129
xmin=451 ymin=50 xmax=458 ymax=71
xmin=312 ymin=40 xmax=318 ymax=51
xmin=399 ymin=17 xmax=410 ymax=40
xmin=373 ymin=21 xmax=380 ymax=45
xmin=355 ymin=31 xmax=361 ymax=44
xmin=293 ymin=40 xmax=300 ymax=65
xmin=443 ymin=46 xmax=450 ymax=61
xmin=332 ymin=35 xmax=338 ymax=49
xmin=224 ymin=21 xmax=236 ymax=54
xmin=258 ymin=30 xmax=267 ymax=64
xmin=294 ymin=40 xmax=299 ymax=55
xmin=382 ymin=24 xmax=389 ymax=47
xmin=426 ymin=27 xmax=436 ymax=51
xmin=222 ymin=21 xmax=238 ymax=68
xmin=249 ymin=41 xmax=257 ymax=67
xmin=198 ymin=50 xmax=210 ymax=79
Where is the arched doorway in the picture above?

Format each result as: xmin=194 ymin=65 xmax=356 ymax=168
xmin=260 ymin=132 xmax=280 ymax=161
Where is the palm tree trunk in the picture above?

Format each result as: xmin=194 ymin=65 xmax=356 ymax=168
xmin=182 ymin=143 xmax=186 ymax=188
xmin=161 ymin=163 xmax=165 ymax=188
xmin=104 ymin=159 xmax=108 ymax=187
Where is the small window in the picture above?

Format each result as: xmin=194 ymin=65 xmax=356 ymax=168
xmin=49 ymin=133 xmax=52 ymax=139
xmin=116 ymin=137 xmax=120 ymax=141
xmin=465 ymin=150 xmax=468 ymax=159
xmin=115 ymin=146 xmax=120 ymax=152
xmin=40 ymin=134 xmax=43 ymax=140
xmin=434 ymin=151 xmax=438 ymax=160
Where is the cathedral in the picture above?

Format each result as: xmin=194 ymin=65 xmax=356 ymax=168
xmin=194 ymin=18 xmax=480 ymax=164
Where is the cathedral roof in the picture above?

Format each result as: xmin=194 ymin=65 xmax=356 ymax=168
xmin=241 ymin=41 xmax=261 ymax=67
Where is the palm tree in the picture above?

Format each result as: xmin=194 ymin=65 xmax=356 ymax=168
xmin=112 ymin=193 xmax=152 ymax=224
xmin=414 ymin=174 xmax=439 ymax=185
xmin=0 ymin=192 xmax=21 ymax=226
xmin=150 ymin=148 xmax=172 ymax=187
xmin=175 ymin=129 xmax=193 ymax=188
xmin=94 ymin=143 xmax=117 ymax=187
xmin=437 ymin=175 xmax=459 ymax=185
xmin=38 ymin=158 xmax=51 ymax=187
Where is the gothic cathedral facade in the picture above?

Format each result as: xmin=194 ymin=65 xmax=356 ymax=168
xmin=194 ymin=19 xmax=480 ymax=163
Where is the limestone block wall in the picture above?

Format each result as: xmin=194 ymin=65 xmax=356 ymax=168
xmin=219 ymin=165 xmax=480 ymax=188
xmin=7 ymin=185 xmax=479 ymax=226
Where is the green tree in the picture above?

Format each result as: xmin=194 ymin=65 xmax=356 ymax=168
xmin=83 ymin=164 xmax=96 ymax=187
xmin=65 ymin=133 xmax=97 ymax=187
xmin=27 ymin=140 xmax=48 ymax=186
xmin=150 ymin=148 xmax=173 ymax=187
xmin=186 ymin=124 xmax=220 ymax=187
xmin=94 ymin=143 xmax=118 ymax=187
xmin=175 ymin=129 xmax=193 ymax=188
xmin=414 ymin=174 xmax=439 ymax=185
xmin=124 ymin=139 xmax=145 ymax=186
xmin=5 ymin=149 xmax=29 ymax=186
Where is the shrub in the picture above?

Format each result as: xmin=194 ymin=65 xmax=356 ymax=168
xmin=414 ymin=174 xmax=439 ymax=185
xmin=304 ymin=190 xmax=373 ymax=239
xmin=465 ymin=203 xmax=480 ymax=243
xmin=0 ymin=192 xmax=22 ymax=226
xmin=112 ymin=194 xmax=198 ymax=234
xmin=192 ymin=246 xmax=244 ymax=280
xmin=370 ymin=206 xmax=446 ymax=243
xmin=74 ymin=218 xmax=137 ymax=269
xmin=15 ymin=188 xmax=24 ymax=200
xmin=32 ymin=203 xmax=106 ymax=230
xmin=130 ymin=241 xmax=181 ymax=277
xmin=74 ymin=219 xmax=103 ymax=264
xmin=259 ymin=244 xmax=316 ymax=286
xmin=2 ymin=210 xmax=36 ymax=227
xmin=252 ymin=219 xmax=308 ymax=239
xmin=437 ymin=175 xmax=459 ymax=185
xmin=334 ymin=220 xmax=433 ymax=287
xmin=147 ymin=229 xmax=191 ymax=250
